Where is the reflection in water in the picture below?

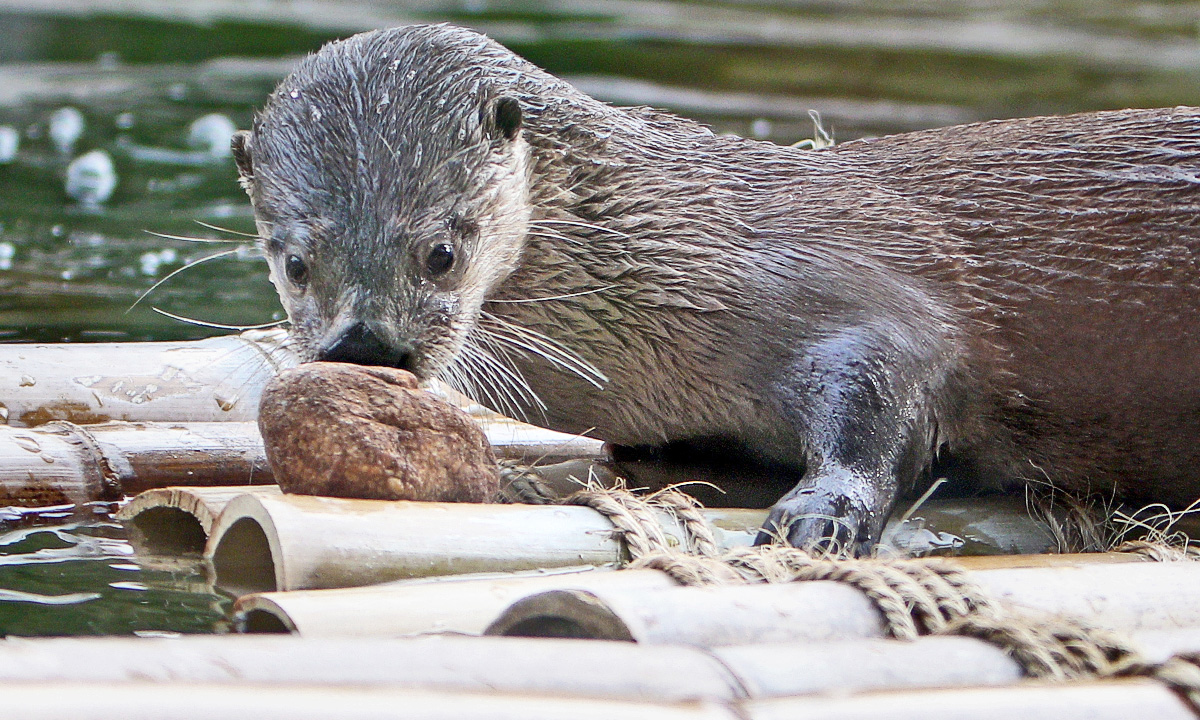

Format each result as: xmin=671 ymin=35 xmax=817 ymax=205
xmin=0 ymin=519 xmax=228 ymax=636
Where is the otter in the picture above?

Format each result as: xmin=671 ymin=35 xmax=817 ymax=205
xmin=231 ymin=24 xmax=1200 ymax=553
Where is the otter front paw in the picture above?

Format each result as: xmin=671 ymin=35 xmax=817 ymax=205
xmin=754 ymin=487 xmax=877 ymax=556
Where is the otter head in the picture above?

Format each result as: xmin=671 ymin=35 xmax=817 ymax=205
xmin=231 ymin=25 xmax=532 ymax=380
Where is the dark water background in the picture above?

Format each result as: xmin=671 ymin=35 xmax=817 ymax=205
xmin=0 ymin=0 xmax=1197 ymax=634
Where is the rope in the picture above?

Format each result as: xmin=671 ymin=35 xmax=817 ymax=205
xmin=505 ymin=482 xmax=1200 ymax=700
xmin=564 ymin=485 xmax=721 ymax=561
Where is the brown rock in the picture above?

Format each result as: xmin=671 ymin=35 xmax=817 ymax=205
xmin=258 ymin=362 xmax=499 ymax=502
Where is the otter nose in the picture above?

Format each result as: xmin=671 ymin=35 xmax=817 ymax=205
xmin=318 ymin=322 xmax=416 ymax=371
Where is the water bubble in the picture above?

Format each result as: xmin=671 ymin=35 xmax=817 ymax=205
xmin=159 ymin=248 xmax=177 ymax=263
xmin=96 ymin=51 xmax=120 ymax=70
xmin=750 ymin=118 xmax=773 ymax=139
xmin=0 ymin=126 xmax=18 ymax=164
xmin=187 ymin=113 xmax=237 ymax=158
xmin=50 ymin=225 xmax=64 ymax=237
xmin=65 ymin=150 xmax=117 ymax=205
xmin=48 ymin=107 xmax=85 ymax=155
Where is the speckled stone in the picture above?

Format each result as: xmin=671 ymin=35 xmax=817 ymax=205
xmin=258 ymin=362 xmax=499 ymax=502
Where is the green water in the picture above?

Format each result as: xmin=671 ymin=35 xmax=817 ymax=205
xmin=0 ymin=0 xmax=1197 ymax=635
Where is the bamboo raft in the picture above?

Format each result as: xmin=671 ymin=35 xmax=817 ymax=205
xmin=2 ymin=333 xmax=1200 ymax=719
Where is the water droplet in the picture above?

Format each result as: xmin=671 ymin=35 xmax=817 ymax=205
xmin=289 ymin=89 xmax=300 ymax=99
xmin=0 ymin=126 xmax=18 ymax=164
xmin=39 ymin=454 xmax=55 ymax=464
xmin=18 ymin=375 xmax=35 ymax=387
xmin=65 ymin=149 xmax=117 ymax=206
xmin=214 ymin=391 xmax=238 ymax=412
xmin=187 ymin=113 xmax=236 ymax=158
xmin=115 ymin=112 xmax=135 ymax=130
xmin=13 ymin=435 xmax=40 ymax=452
xmin=48 ymin=107 xmax=84 ymax=155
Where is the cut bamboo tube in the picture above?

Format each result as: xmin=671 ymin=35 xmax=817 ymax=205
xmin=0 ymin=632 xmax=1198 ymax=704
xmin=0 ymin=635 xmax=742 ymax=702
xmin=233 ymin=566 xmax=674 ymax=635
xmin=0 ymin=421 xmax=276 ymax=508
xmin=205 ymin=492 xmax=766 ymax=595
xmin=0 ymin=330 xmax=292 ymax=427
xmin=743 ymin=679 xmax=1195 ymax=720
xmin=118 ymin=485 xmax=283 ymax=556
xmin=200 ymin=491 xmax=1076 ymax=595
xmin=0 ymin=681 xmax=739 ymax=720
xmin=0 ymin=416 xmax=600 ymax=509
xmin=486 ymin=560 xmax=1200 ymax=644
xmin=233 ymin=552 xmax=1158 ymax=638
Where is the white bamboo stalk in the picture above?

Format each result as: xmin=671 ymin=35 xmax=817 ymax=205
xmin=0 ymin=681 xmax=739 ymax=720
xmin=0 ymin=330 xmax=292 ymax=427
xmin=204 ymin=492 xmax=766 ymax=595
xmin=231 ymin=552 xmax=1147 ymax=638
xmin=485 ymin=559 xmax=1200 ymax=645
xmin=742 ymin=679 xmax=1195 ymax=720
xmin=0 ymin=631 xmax=1197 ymax=705
xmin=233 ymin=566 xmax=674 ymax=635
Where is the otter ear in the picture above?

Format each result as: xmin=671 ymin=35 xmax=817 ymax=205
xmin=231 ymin=130 xmax=254 ymax=188
xmin=487 ymin=97 xmax=522 ymax=141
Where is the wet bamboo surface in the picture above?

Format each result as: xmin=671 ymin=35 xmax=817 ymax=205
xmin=231 ymin=553 xmax=1147 ymax=637
xmin=485 ymin=560 xmax=1200 ymax=644
xmin=196 ymin=490 xmax=1071 ymax=594
xmin=0 ymin=681 xmax=739 ymax=720
xmin=0 ymin=634 xmax=1198 ymax=718
xmin=0 ymin=417 xmax=602 ymax=508
xmin=0 ymin=631 xmax=1193 ymax=698
xmin=204 ymin=492 xmax=766 ymax=595
xmin=0 ymin=330 xmax=291 ymax=427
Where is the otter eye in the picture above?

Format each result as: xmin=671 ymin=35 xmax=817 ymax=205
xmin=426 ymin=243 xmax=455 ymax=277
xmin=285 ymin=254 xmax=309 ymax=287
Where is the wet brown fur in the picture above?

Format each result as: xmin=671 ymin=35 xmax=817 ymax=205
xmin=233 ymin=24 xmax=1200 ymax=551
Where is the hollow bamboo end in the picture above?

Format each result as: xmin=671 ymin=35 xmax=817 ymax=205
xmin=485 ymin=589 xmax=637 ymax=642
xmin=233 ymin=596 xmax=298 ymax=634
xmin=125 ymin=506 xmax=209 ymax=556
xmin=207 ymin=494 xmax=282 ymax=596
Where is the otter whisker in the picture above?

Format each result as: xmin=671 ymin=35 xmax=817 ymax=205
xmin=463 ymin=331 xmax=547 ymax=417
xmin=143 ymin=229 xmax=250 ymax=244
xmin=487 ymin=285 xmax=617 ymax=304
xmin=530 ymin=218 xmax=630 ymax=239
xmin=479 ymin=311 xmax=608 ymax=388
xmin=192 ymin=220 xmax=266 ymax=239
xmin=456 ymin=341 xmax=533 ymax=420
xmin=526 ymin=229 xmax=587 ymax=247
xmin=151 ymin=306 xmax=288 ymax=331
xmin=127 ymin=247 xmax=248 ymax=313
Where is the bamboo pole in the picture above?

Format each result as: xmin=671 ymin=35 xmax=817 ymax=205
xmin=233 ymin=566 xmax=674 ymax=635
xmin=0 ymin=330 xmax=291 ymax=427
xmin=0 ymin=415 xmax=601 ymax=509
xmin=0 ymin=421 xmax=277 ymax=508
xmin=204 ymin=492 xmax=767 ymax=595
xmin=0 ymin=681 xmax=739 ymax=720
xmin=742 ymin=679 xmax=1195 ymax=720
xmin=198 ymin=491 xmax=1080 ymax=595
xmin=485 ymin=560 xmax=1200 ymax=645
xmin=231 ymin=552 xmax=1153 ymax=638
xmin=0 ymin=631 xmax=1198 ymax=705
xmin=0 ymin=635 xmax=741 ymax=701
